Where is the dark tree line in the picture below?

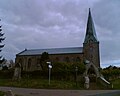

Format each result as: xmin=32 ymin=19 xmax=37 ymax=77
xmin=101 ymin=65 xmax=120 ymax=80
xmin=40 ymin=52 xmax=49 ymax=70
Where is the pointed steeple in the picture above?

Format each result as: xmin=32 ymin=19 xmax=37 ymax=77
xmin=84 ymin=8 xmax=98 ymax=43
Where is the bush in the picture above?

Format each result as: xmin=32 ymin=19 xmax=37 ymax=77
xmin=0 ymin=91 xmax=5 ymax=96
xmin=2 ymin=66 xmax=8 ymax=70
xmin=51 ymin=62 xmax=85 ymax=81
xmin=0 ymin=69 xmax=14 ymax=79
xmin=21 ymin=70 xmax=48 ymax=79
xmin=101 ymin=66 xmax=120 ymax=80
xmin=21 ymin=62 xmax=85 ymax=81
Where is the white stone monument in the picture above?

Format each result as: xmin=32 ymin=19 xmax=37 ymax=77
xmin=84 ymin=75 xmax=90 ymax=89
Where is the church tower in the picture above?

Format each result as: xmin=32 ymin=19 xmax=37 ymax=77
xmin=83 ymin=9 xmax=100 ymax=68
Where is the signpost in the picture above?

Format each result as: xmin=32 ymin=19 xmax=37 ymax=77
xmin=47 ymin=62 xmax=52 ymax=85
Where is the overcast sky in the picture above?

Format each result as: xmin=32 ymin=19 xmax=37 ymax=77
xmin=0 ymin=0 xmax=120 ymax=68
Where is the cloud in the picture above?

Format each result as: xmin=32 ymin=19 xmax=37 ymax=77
xmin=92 ymin=0 xmax=120 ymax=67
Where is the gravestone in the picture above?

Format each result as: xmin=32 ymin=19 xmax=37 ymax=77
xmin=13 ymin=63 xmax=21 ymax=80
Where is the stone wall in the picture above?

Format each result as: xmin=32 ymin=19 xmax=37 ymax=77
xmin=15 ymin=53 xmax=83 ymax=71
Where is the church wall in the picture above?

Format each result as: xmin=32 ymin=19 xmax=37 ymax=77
xmin=15 ymin=53 xmax=83 ymax=71
xmin=49 ymin=53 xmax=83 ymax=63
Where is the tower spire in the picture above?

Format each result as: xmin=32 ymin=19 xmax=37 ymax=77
xmin=84 ymin=8 xmax=98 ymax=43
xmin=83 ymin=9 xmax=100 ymax=68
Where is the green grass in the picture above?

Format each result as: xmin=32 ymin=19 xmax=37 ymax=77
xmin=111 ymin=79 xmax=120 ymax=89
xmin=0 ymin=79 xmax=83 ymax=89
xmin=0 ymin=78 xmax=119 ymax=90
xmin=0 ymin=91 xmax=4 ymax=96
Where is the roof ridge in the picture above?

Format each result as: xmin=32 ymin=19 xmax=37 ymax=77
xmin=16 ymin=49 xmax=27 ymax=55
xmin=17 ymin=47 xmax=83 ymax=56
xmin=27 ymin=46 xmax=82 ymax=51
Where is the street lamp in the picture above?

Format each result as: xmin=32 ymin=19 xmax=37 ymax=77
xmin=47 ymin=62 xmax=52 ymax=85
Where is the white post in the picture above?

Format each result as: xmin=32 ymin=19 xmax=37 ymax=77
xmin=47 ymin=62 xmax=52 ymax=85
xmin=49 ymin=67 xmax=51 ymax=85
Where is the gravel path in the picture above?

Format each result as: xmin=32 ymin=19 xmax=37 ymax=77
xmin=0 ymin=87 xmax=120 ymax=96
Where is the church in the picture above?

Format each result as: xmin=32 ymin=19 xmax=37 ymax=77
xmin=15 ymin=9 xmax=100 ymax=71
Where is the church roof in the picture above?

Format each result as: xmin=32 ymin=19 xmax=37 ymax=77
xmin=84 ymin=8 xmax=98 ymax=43
xmin=17 ymin=47 xmax=83 ymax=56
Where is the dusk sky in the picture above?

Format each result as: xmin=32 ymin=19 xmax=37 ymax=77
xmin=0 ymin=0 xmax=120 ymax=68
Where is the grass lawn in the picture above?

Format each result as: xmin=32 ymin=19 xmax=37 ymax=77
xmin=111 ymin=79 xmax=120 ymax=89
xmin=0 ymin=78 xmax=119 ymax=90
xmin=0 ymin=79 xmax=83 ymax=89
xmin=0 ymin=91 xmax=4 ymax=96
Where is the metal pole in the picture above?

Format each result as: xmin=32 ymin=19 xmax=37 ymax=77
xmin=49 ymin=68 xmax=51 ymax=85
xmin=47 ymin=62 xmax=52 ymax=85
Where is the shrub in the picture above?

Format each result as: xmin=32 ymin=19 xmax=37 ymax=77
xmin=21 ymin=62 xmax=85 ymax=81
xmin=0 ymin=69 xmax=14 ymax=79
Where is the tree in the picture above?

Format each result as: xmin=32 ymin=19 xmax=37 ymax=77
xmin=40 ymin=52 xmax=49 ymax=70
xmin=101 ymin=65 xmax=120 ymax=80
xmin=0 ymin=19 xmax=5 ymax=64
xmin=2 ymin=65 xmax=8 ymax=70
xmin=9 ymin=59 xmax=15 ymax=68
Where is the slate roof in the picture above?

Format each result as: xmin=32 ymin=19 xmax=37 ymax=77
xmin=17 ymin=47 xmax=83 ymax=56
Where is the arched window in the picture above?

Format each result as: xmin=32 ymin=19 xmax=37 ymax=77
xmin=55 ymin=57 xmax=59 ymax=61
xmin=72 ymin=57 xmax=75 ymax=62
xmin=65 ymin=57 xmax=70 ymax=62
xmin=76 ymin=57 xmax=81 ymax=62
xmin=19 ymin=59 xmax=22 ymax=66
xmin=37 ymin=58 xmax=41 ymax=67
xmin=28 ymin=58 xmax=32 ymax=69
xmin=19 ymin=58 xmax=23 ymax=70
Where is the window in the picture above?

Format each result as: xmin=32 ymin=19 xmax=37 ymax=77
xmin=19 ymin=58 xmax=23 ymax=70
xmin=28 ymin=58 xmax=32 ymax=69
xmin=37 ymin=58 xmax=41 ymax=67
xmin=90 ymin=47 xmax=93 ymax=52
xmin=19 ymin=59 xmax=22 ymax=66
xmin=65 ymin=57 xmax=70 ymax=62
xmin=55 ymin=57 xmax=59 ymax=61
xmin=72 ymin=57 xmax=75 ymax=62
xmin=76 ymin=57 xmax=81 ymax=62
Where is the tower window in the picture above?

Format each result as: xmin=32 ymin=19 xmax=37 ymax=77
xmin=90 ymin=47 xmax=93 ymax=52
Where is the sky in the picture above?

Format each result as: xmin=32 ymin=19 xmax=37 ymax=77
xmin=0 ymin=0 xmax=120 ymax=68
